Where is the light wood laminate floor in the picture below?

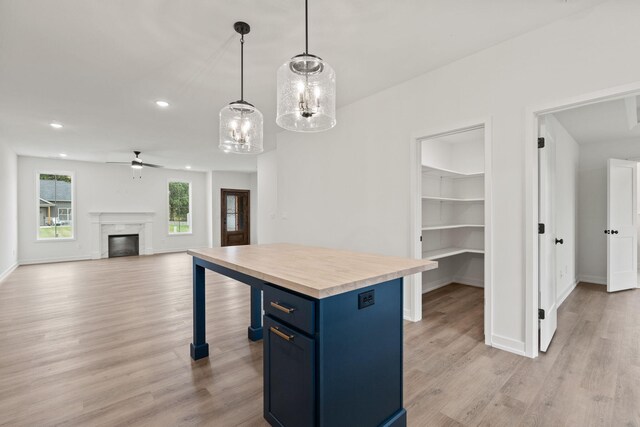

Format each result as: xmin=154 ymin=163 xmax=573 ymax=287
xmin=1 ymin=253 xmax=639 ymax=426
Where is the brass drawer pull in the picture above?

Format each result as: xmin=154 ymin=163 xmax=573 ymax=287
xmin=270 ymin=326 xmax=294 ymax=341
xmin=270 ymin=301 xmax=296 ymax=314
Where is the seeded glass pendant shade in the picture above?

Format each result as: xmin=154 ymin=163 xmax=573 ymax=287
xmin=276 ymin=0 xmax=336 ymax=132
xmin=219 ymin=22 xmax=263 ymax=154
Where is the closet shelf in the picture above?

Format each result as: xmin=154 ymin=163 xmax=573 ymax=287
xmin=421 ymin=165 xmax=484 ymax=178
xmin=422 ymin=196 xmax=484 ymax=202
xmin=422 ymin=224 xmax=484 ymax=231
xmin=422 ymin=247 xmax=485 ymax=261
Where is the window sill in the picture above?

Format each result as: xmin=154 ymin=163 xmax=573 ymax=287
xmin=36 ymin=237 xmax=76 ymax=243
xmin=168 ymin=232 xmax=193 ymax=236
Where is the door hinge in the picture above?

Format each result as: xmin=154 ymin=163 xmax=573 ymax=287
xmin=538 ymin=137 xmax=545 ymax=148
xmin=538 ymin=223 xmax=545 ymax=234
xmin=538 ymin=309 xmax=545 ymax=320
xmin=420 ymin=235 xmax=422 ymax=242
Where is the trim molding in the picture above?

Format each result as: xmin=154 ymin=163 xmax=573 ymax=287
xmin=557 ymin=279 xmax=578 ymax=308
xmin=153 ymin=248 xmax=190 ymax=255
xmin=19 ymin=255 xmax=92 ymax=265
xmin=491 ymin=334 xmax=526 ymax=356
xmin=422 ymin=276 xmax=485 ymax=294
xmin=422 ymin=277 xmax=454 ymax=294
xmin=578 ymin=275 xmax=606 ymax=286
xmin=453 ymin=275 xmax=484 ymax=288
xmin=0 ymin=262 xmax=18 ymax=284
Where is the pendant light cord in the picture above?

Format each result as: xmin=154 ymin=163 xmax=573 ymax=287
xmin=240 ymin=34 xmax=244 ymax=101
xmin=305 ymin=0 xmax=308 ymax=55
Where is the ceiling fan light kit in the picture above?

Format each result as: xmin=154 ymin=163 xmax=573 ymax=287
xmin=219 ymin=21 xmax=264 ymax=154
xmin=106 ymin=151 xmax=163 ymax=179
xmin=276 ymin=0 xmax=336 ymax=132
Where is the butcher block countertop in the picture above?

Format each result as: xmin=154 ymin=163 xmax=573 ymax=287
xmin=188 ymin=243 xmax=438 ymax=299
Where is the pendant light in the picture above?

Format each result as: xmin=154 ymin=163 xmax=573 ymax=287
xmin=219 ymin=22 xmax=263 ymax=154
xmin=276 ymin=0 xmax=336 ymax=132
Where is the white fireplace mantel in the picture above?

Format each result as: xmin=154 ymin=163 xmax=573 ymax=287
xmin=89 ymin=212 xmax=155 ymax=259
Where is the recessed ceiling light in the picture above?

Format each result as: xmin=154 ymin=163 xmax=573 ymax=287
xmin=59 ymin=153 xmax=68 ymax=157
xmin=155 ymin=100 xmax=169 ymax=108
xmin=50 ymin=122 xmax=63 ymax=129
xmin=185 ymin=165 xmax=192 ymax=169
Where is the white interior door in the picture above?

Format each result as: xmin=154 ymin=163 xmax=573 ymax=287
xmin=607 ymin=159 xmax=638 ymax=292
xmin=538 ymin=125 xmax=557 ymax=352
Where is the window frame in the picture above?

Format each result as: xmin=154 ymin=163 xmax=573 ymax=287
xmin=36 ymin=171 xmax=76 ymax=242
xmin=167 ymin=179 xmax=193 ymax=236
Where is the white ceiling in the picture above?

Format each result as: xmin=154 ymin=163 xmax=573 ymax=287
xmin=552 ymin=95 xmax=640 ymax=145
xmin=0 ymin=0 xmax=607 ymax=172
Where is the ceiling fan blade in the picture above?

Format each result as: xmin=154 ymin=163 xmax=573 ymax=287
xmin=142 ymin=163 xmax=163 ymax=168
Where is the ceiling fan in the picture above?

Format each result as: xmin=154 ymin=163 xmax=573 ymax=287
xmin=107 ymin=151 xmax=163 ymax=169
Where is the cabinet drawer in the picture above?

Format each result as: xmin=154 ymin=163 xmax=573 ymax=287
xmin=264 ymin=284 xmax=315 ymax=335
xmin=264 ymin=316 xmax=315 ymax=427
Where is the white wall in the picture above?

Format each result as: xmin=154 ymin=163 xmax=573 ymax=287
xmin=260 ymin=0 xmax=640 ymax=355
xmin=0 ymin=142 xmax=18 ymax=280
xmin=210 ymin=171 xmax=257 ymax=247
xmin=18 ymin=156 xmax=208 ymax=264
xmin=421 ymin=138 xmax=485 ymax=174
xmin=546 ymin=115 xmax=579 ymax=304
xmin=257 ymin=151 xmax=278 ymax=244
xmin=577 ymin=138 xmax=640 ymax=284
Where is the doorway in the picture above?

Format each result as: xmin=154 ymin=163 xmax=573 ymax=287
xmin=221 ymin=188 xmax=250 ymax=247
xmin=409 ymin=119 xmax=493 ymax=347
xmin=532 ymin=86 xmax=640 ymax=355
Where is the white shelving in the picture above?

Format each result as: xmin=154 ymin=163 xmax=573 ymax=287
xmin=423 ymin=247 xmax=485 ymax=261
xmin=421 ymin=165 xmax=484 ymax=178
xmin=417 ymin=127 xmax=487 ymax=304
xmin=422 ymin=196 xmax=484 ymax=202
xmin=419 ymin=129 xmax=486 ymax=295
xmin=422 ymin=224 xmax=484 ymax=231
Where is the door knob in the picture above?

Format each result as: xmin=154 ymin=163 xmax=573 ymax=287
xmin=555 ymin=238 xmax=564 ymax=245
xmin=612 ymin=230 xmax=619 ymax=235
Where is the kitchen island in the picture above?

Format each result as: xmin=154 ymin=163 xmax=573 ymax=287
xmin=188 ymin=243 xmax=437 ymax=427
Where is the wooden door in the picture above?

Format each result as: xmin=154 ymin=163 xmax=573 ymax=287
xmin=607 ymin=159 xmax=638 ymax=292
xmin=221 ymin=189 xmax=250 ymax=247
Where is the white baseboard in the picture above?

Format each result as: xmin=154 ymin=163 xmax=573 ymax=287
xmin=452 ymin=275 xmax=484 ymax=288
xmin=19 ymin=255 xmax=92 ymax=265
xmin=153 ymin=248 xmax=190 ymax=255
xmin=557 ymin=278 xmax=578 ymax=308
xmin=578 ymin=274 xmax=606 ymax=285
xmin=491 ymin=334 xmax=526 ymax=356
xmin=422 ymin=277 xmax=455 ymax=294
xmin=422 ymin=276 xmax=485 ymax=293
xmin=0 ymin=262 xmax=18 ymax=283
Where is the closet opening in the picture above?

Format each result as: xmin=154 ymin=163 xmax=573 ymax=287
xmin=410 ymin=121 xmax=493 ymax=348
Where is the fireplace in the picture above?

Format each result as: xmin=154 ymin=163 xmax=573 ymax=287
xmin=108 ymin=234 xmax=139 ymax=258
xmin=89 ymin=212 xmax=154 ymax=259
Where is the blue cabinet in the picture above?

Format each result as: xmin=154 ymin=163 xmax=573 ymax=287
xmin=264 ymin=316 xmax=316 ymax=427
xmin=263 ymin=281 xmax=406 ymax=427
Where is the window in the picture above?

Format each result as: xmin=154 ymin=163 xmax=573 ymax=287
xmin=168 ymin=181 xmax=192 ymax=234
xmin=38 ymin=173 xmax=74 ymax=240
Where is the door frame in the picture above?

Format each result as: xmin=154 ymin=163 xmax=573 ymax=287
xmin=408 ymin=117 xmax=494 ymax=348
xmin=220 ymin=188 xmax=250 ymax=247
xmin=525 ymin=80 xmax=640 ymax=358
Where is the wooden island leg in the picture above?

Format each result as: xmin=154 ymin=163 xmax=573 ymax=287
xmin=248 ymin=287 xmax=263 ymax=341
xmin=190 ymin=260 xmax=209 ymax=360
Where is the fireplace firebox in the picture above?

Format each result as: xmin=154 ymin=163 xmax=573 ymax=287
xmin=108 ymin=234 xmax=139 ymax=258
